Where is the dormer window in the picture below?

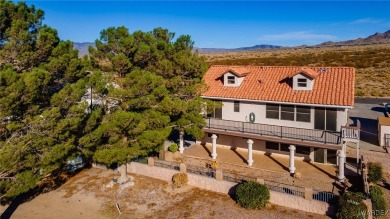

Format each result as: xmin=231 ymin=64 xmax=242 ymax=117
xmin=297 ymin=78 xmax=307 ymax=87
xmin=227 ymin=76 xmax=235 ymax=84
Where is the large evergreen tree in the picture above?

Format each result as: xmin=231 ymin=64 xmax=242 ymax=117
xmin=84 ymin=26 xmax=212 ymax=166
xmin=0 ymin=1 xmax=214 ymax=199
xmin=0 ymin=0 xmax=88 ymax=198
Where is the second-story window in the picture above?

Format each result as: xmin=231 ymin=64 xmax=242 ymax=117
xmin=234 ymin=101 xmax=240 ymax=112
xmin=266 ymin=103 xmax=279 ymax=119
xmin=227 ymin=76 xmax=235 ymax=84
xmin=281 ymin=104 xmax=294 ymax=121
xmin=296 ymin=106 xmax=311 ymax=122
xmin=297 ymin=78 xmax=307 ymax=87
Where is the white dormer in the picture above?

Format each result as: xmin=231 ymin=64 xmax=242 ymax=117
xmin=291 ymin=67 xmax=320 ymax=91
xmin=221 ymin=67 xmax=250 ymax=87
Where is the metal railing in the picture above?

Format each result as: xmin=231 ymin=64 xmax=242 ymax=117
xmin=205 ymin=117 xmax=343 ymax=145
xmin=186 ymin=164 xmax=215 ymax=178
xmin=222 ymin=171 xmax=257 ymax=183
xmin=264 ymin=180 xmax=305 ymax=198
xmin=341 ymin=125 xmax=360 ymax=141
xmin=154 ymin=159 xmax=180 ymax=171
xmin=312 ymin=189 xmax=338 ymax=203
xmin=385 ymin=134 xmax=390 ymax=147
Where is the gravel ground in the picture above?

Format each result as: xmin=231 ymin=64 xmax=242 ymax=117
xmin=4 ymin=168 xmax=329 ymax=219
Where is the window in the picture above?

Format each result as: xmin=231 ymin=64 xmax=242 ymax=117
xmin=266 ymin=141 xmax=279 ymax=150
xmin=227 ymin=76 xmax=235 ymax=84
xmin=281 ymin=104 xmax=294 ymax=121
xmin=297 ymin=78 xmax=307 ymax=87
xmin=234 ymin=101 xmax=240 ymax=112
xmin=266 ymin=104 xmax=279 ymax=119
xmin=280 ymin=143 xmax=290 ymax=152
xmin=296 ymin=146 xmax=310 ymax=155
xmin=296 ymin=106 xmax=311 ymax=122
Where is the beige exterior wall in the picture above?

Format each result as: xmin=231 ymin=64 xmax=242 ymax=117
xmin=220 ymin=100 xmax=347 ymax=131
xmin=378 ymin=124 xmax=390 ymax=146
xmin=292 ymin=74 xmax=314 ymax=90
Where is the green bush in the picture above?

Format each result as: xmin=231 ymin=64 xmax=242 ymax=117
xmin=370 ymin=186 xmax=387 ymax=216
xmin=172 ymin=173 xmax=188 ymax=188
xmin=368 ymin=162 xmax=383 ymax=183
xmin=236 ymin=181 xmax=270 ymax=209
xmin=168 ymin=143 xmax=178 ymax=153
xmin=336 ymin=192 xmax=368 ymax=219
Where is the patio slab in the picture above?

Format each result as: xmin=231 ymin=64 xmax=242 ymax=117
xmin=184 ymin=144 xmax=348 ymax=192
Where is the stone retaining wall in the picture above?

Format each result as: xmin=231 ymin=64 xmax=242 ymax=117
xmin=127 ymin=161 xmax=334 ymax=216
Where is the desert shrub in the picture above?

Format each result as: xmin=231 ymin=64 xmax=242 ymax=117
xmin=236 ymin=181 xmax=270 ymax=209
xmin=206 ymin=160 xmax=219 ymax=170
xmin=368 ymin=162 xmax=383 ymax=183
xmin=370 ymin=186 xmax=387 ymax=216
xmin=355 ymin=89 xmax=366 ymax=96
xmin=168 ymin=143 xmax=178 ymax=153
xmin=172 ymin=173 xmax=188 ymax=188
xmin=336 ymin=192 xmax=368 ymax=219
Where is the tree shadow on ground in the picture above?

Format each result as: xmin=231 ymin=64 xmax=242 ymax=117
xmin=370 ymin=106 xmax=386 ymax=115
xmin=0 ymin=168 xmax=84 ymax=219
xmin=349 ymin=117 xmax=379 ymax=146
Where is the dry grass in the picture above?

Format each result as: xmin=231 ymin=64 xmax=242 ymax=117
xmin=204 ymin=44 xmax=390 ymax=97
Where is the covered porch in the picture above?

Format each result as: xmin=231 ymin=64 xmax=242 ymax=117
xmin=181 ymin=143 xmax=356 ymax=193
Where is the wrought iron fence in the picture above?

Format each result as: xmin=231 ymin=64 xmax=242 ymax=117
xmin=154 ymin=159 xmax=180 ymax=171
xmin=264 ymin=180 xmax=305 ymax=198
xmin=312 ymin=190 xmax=338 ymax=204
xmin=222 ymin=171 xmax=257 ymax=183
xmin=186 ymin=164 xmax=215 ymax=178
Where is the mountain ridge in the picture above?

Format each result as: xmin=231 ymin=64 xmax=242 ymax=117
xmin=73 ymin=29 xmax=390 ymax=56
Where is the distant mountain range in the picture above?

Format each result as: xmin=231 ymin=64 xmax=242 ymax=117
xmin=318 ymin=30 xmax=390 ymax=47
xmin=195 ymin=44 xmax=282 ymax=53
xmin=73 ymin=29 xmax=390 ymax=56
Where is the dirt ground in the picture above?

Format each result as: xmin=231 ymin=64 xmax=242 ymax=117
xmin=2 ymin=168 xmax=329 ymax=219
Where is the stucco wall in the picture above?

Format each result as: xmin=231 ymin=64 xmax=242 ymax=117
xmin=378 ymin=125 xmax=390 ymax=146
xmin=220 ymin=100 xmax=347 ymax=131
xmin=126 ymin=161 xmax=334 ymax=216
xmin=223 ymin=72 xmax=244 ymax=87
xmin=292 ymin=74 xmax=314 ymax=90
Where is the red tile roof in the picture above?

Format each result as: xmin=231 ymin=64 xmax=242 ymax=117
xmin=220 ymin=67 xmax=251 ymax=77
xmin=202 ymin=65 xmax=355 ymax=107
xmin=290 ymin=67 xmax=321 ymax=79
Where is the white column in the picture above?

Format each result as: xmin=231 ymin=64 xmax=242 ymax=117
xmin=247 ymin=139 xmax=254 ymax=166
xmin=356 ymin=141 xmax=360 ymax=164
xmin=289 ymin=145 xmax=296 ymax=174
xmin=179 ymin=131 xmax=184 ymax=154
xmin=338 ymin=150 xmax=346 ymax=182
xmin=211 ymin=134 xmax=217 ymax=160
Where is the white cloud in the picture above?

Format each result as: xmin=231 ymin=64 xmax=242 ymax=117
xmin=350 ymin=18 xmax=383 ymax=24
xmin=258 ymin=31 xmax=336 ymax=42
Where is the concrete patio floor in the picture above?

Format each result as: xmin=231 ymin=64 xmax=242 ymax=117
xmin=183 ymin=143 xmax=338 ymax=184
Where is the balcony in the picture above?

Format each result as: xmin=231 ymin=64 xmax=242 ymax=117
xmin=204 ymin=118 xmax=360 ymax=146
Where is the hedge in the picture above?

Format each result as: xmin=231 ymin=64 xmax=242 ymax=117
xmin=236 ymin=181 xmax=270 ymax=209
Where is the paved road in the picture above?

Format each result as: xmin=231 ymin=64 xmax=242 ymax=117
xmin=355 ymin=97 xmax=390 ymax=105
xmin=348 ymin=100 xmax=386 ymax=152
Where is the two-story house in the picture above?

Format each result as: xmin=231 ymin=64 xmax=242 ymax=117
xmin=191 ymin=65 xmax=359 ymax=181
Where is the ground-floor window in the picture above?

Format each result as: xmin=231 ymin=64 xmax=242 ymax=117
xmin=265 ymin=141 xmax=279 ymax=150
xmin=266 ymin=141 xmax=310 ymax=155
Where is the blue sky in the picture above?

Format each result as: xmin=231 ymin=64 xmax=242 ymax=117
xmin=24 ymin=1 xmax=390 ymax=48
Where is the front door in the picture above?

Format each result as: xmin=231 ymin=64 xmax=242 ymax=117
xmin=314 ymin=148 xmax=325 ymax=163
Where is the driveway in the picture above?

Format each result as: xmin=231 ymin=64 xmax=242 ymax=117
xmin=348 ymin=97 xmax=389 ymax=152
